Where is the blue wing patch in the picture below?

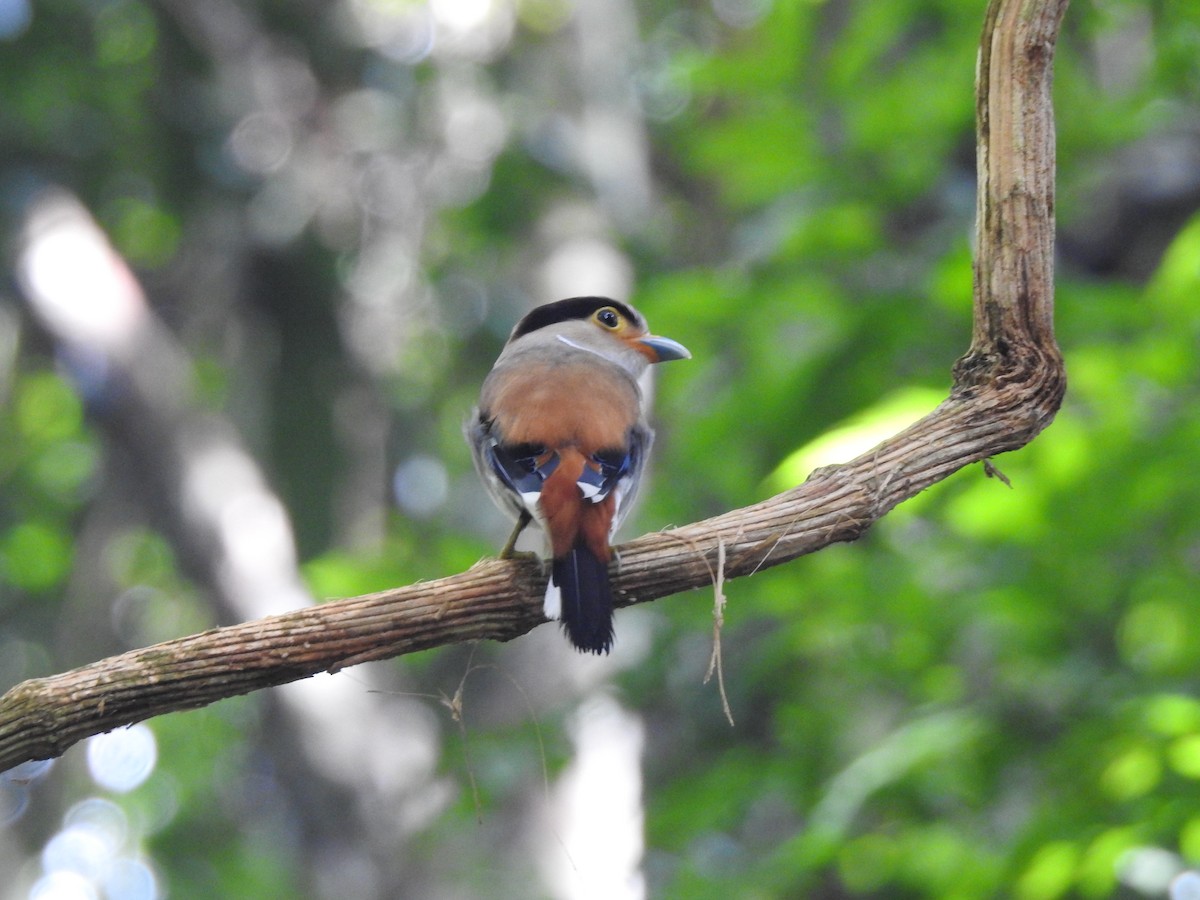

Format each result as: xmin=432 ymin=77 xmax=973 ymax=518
xmin=579 ymin=447 xmax=635 ymax=503
xmin=486 ymin=442 xmax=560 ymax=500
xmin=477 ymin=424 xmax=649 ymax=524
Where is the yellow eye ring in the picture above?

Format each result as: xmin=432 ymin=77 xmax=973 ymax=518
xmin=594 ymin=307 xmax=622 ymax=329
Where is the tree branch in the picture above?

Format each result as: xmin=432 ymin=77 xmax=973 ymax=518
xmin=0 ymin=0 xmax=1069 ymax=774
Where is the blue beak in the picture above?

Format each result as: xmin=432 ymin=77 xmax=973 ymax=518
xmin=637 ymin=335 xmax=691 ymax=363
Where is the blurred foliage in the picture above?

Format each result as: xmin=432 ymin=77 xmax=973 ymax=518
xmin=3 ymin=0 xmax=1200 ymax=897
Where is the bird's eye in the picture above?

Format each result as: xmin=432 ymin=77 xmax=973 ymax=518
xmin=596 ymin=307 xmax=621 ymax=329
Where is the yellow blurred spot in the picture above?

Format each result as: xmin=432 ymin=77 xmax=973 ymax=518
xmin=1 ymin=521 xmax=73 ymax=591
xmin=1100 ymin=745 xmax=1161 ymax=801
xmin=15 ymin=371 xmax=82 ymax=444
xmin=942 ymin=465 xmax=1044 ymax=541
xmin=1168 ymin=736 xmax=1200 ymax=780
xmin=1118 ymin=601 xmax=1189 ymax=674
xmin=1016 ymin=841 xmax=1079 ymax=900
xmin=1077 ymin=826 xmax=1138 ymax=897
xmin=769 ymin=386 xmax=944 ymax=489
xmin=1031 ymin=414 xmax=1089 ymax=489
xmin=1180 ymin=817 xmax=1200 ymax=863
xmin=1148 ymin=213 xmax=1200 ymax=314
xmin=1145 ymin=694 xmax=1200 ymax=737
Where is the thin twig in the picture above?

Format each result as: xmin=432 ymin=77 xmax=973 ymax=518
xmin=703 ymin=539 xmax=735 ymax=727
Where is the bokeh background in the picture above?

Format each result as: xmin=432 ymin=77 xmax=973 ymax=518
xmin=3 ymin=0 xmax=1200 ymax=897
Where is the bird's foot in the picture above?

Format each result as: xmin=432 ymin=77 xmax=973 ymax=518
xmin=500 ymin=549 xmax=541 ymax=564
xmin=498 ymin=510 xmax=533 ymax=559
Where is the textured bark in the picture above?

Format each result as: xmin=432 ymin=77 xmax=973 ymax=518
xmin=0 ymin=0 xmax=1069 ymax=774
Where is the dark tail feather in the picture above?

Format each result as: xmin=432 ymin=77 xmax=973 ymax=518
xmin=552 ymin=543 xmax=614 ymax=654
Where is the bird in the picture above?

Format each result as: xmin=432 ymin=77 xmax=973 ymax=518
xmin=467 ymin=296 xmax=690 ymax=654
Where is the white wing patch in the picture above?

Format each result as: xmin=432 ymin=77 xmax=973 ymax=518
xmin=578 ymin=480 xmax=602 ymax=501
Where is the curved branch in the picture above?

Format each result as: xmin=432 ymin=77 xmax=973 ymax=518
xmin=0 ymin=0 xmax=1069 ymax=774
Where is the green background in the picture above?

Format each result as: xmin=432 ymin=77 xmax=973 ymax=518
xmin=2 ymin=0 xmax=1200 ymax=897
